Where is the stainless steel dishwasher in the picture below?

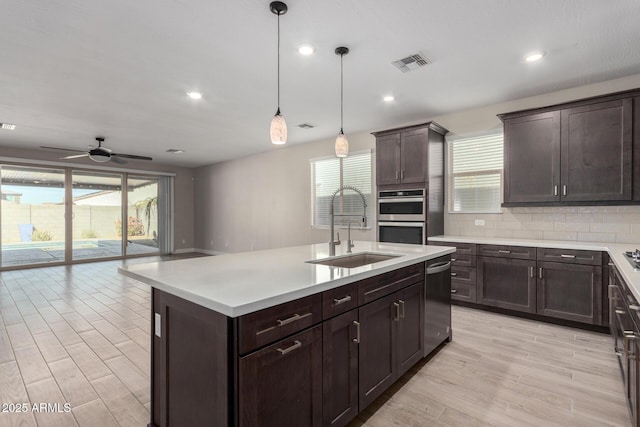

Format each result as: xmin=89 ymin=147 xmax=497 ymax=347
xmin=424 ymin=255 xmax=452 ymax=357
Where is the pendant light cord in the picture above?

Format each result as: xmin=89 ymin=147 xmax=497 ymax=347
xmin=277 ymin=13 xmax=281 ymax=112
xmin=340 ymin=53 xmax=344 ymax=132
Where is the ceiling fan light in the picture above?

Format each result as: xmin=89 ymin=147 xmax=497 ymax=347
xmin=270 ymin=112 xmax=287 ymax=145
xmin=88 ymin=153 xmax=110 ymax=163
xmin=335 ymin=131 xmax=349 ymax=158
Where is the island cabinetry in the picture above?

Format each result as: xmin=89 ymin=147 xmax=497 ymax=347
xmin=430 ymin=241 xmax=478 ymax=303
xmin=536 ymin=248 xmax=603 ymax=325
xmin=149 ymin=261 xmax=433 ymax=427
xmin=477 ymin=245 xmax=537 ymax=313
xmin=358 ymin=281 xmax=424 ymax=410
xmin=240 ymin=326 xmax=323 ymax=427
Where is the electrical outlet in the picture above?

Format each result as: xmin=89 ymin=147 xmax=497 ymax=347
xmin=475 ymin=219 xmax=485 ymax=226
xmin=181 ymin=239 xmax=186 ymax=244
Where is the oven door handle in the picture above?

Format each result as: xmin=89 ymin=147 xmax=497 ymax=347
xmin=378 ymin=222 xmax=425 ymax=227
xmin=379 ymin=197 xmax=425 ymax=203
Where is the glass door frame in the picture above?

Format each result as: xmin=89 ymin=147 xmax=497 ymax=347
xmin=0 ymin=160 xmax=171 ymax=271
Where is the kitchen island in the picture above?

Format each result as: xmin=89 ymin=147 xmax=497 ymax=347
xmin=119 ymin=241 xmax=455 ymax=427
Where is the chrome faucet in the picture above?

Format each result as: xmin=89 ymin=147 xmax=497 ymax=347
xmin=346 ymin=221 xmax=360 ymax=253
xmin=329 ymin=185 xmax=367 ymax=256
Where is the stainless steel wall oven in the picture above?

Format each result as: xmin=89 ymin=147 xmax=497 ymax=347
xmin=377 ymin=189 xmax=426 ymax=245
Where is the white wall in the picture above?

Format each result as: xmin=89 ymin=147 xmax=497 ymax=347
xmin=194 ymin=133 xmax=376 ymax=253
xmin=194 ymin=73 xmax=640 ymax=252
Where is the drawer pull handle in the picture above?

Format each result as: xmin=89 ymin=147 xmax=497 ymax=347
xmin=608 ymin=262 xmax=615 ymax=266
xmin=450 ymin=272 xmax=457 ymax=277
xmin=630 ymin=304 xmax=640 ymax=312
xmin=353 ymin=321 xmax=360 ymax=343
xmin=538 ymin=268 xmax=543 ymax=279
xmin=276 ymin=312 xmax=311 ymax=327
xmin=333 ymin=295 xmax=352 ymax=305
xmin=560 ymin=254 xmax=576 ymax=259
xmin=276 ymin=340 xmax=302 ymax=355
xmin=451 ymin=258 xmax=457 ymax=262
xmin=399 ymin=299 xmax=406 ymax=319
xmin=498 ymin=250 xmax=511 ymax=254
xmin=393 ymin=302 xmax=401 ymax=321
xmin=451 ymin=289 xmax=458 ymax=294
xmin=616 ymin=309 xmax=627 ymax=315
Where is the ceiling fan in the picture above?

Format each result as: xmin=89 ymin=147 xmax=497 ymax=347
xmin=41 ymin=137 xmax=153 ymax=164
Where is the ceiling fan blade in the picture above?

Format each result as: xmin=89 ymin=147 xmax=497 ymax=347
xmin=41 ymin=146 xmax=87 ymax=153
xmin=62 ymin=153 xmax=90 ymax=159
xmin=112 ymin=153 xmax=153 ymax=161
xmin=110 ymin=156 xmax=127 ymax=164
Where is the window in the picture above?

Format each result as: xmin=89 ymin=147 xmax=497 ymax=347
xmin=448 ymin=131 xmax=503 ymax=213
xmin=311 ymin=150 xmax=373 ymax=228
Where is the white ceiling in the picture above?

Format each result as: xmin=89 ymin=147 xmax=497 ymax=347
xmin=1 ymin=0 xmax=639 ymax=168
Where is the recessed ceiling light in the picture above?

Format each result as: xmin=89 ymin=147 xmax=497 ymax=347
xmin=383 ymin=95 xmax=395 ymax=102
xmin=187 ymin=91 xmax=202 ymax=100
xmin=298 ymin=45 xmax=314 ymax=55
xmin=525 ymin=51 xmax=546 ymax=62
xmin=1 ymin=123 xmax=16 ymax=130
xmin=165 ymin=149 xmax=185 ymax=154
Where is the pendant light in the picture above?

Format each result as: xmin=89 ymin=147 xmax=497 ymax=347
xmin=335 ymin=47 xmax=349 ymax=157
xmin=269 ymin=1 xmax=288 ymax=145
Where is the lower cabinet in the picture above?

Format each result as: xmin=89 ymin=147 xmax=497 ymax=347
xmin=537 ymin=261 xmax=602 ymax=324
xmin=239 ymin=326 xmax=323 ymax=427
xmin=477 ymin=256 xmax=537 ymax=313
xmin=322 ymin=311 xmax=359 ymax=427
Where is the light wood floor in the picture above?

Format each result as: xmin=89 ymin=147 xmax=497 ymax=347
xmin=0 ymin=257 xmax=630 ymax=427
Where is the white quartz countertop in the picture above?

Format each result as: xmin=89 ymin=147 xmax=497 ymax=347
xmin=431 ymin=235 xmax=640 ymax=303
xmin=118 ymin=241 xmax=455 ymax=317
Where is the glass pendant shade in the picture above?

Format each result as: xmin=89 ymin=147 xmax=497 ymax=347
xmin=335 ymin=131 xmax=349 ymax=157
xmin=270 ymin=111 xmax=287 ymax=145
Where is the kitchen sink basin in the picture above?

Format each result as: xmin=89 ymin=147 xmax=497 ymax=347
xmin=307 ymin=252 xmax=401 ymax=268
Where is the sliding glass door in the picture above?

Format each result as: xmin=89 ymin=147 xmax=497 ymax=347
xmin=0 ymin=163 xmax=173 ymax=269
xmin=71 ymin=171 xmax=124 ymax=260
xmin=0 ymin=165 xmax=66 ymax=267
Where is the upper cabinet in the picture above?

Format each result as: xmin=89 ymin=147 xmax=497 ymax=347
xmin=373 ymin=122 xmax=448 ymax=187
xmin=500 ymin=91 xmax=636 ymax=206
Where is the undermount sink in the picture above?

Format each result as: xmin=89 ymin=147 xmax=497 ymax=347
xmin=307 ymin=252 xmax=401 ymax=268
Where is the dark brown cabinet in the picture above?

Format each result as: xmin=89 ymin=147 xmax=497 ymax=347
xmin=504 ymin=111 xmax=561 ymax=203
xmin=500 ymin=93 xmax=635 ymax=206
xmin=537 ymin=261 xmax=602 ymax=324
xmin=322 ymin=311 xmax=358 ymax=427
xmin=477 ymin=256 xmax=537 ymax=313
xmin=149 ymin=261 xmax=436 ymax=427
xmin=561 ymin=99 xmax=632 ymax=202
xmin=239 ymin=326 xmax=323 ymax=427
xmin=373 ymin=122 xmax=447 ymax=187
xmin=430 ymin=241 xmax=478 ymax=303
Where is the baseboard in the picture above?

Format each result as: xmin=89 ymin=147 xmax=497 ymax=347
xmin=191 ymin=248 xmax=228 ymax=256
xmin=172 ymin=248 xmax=196 ymax=254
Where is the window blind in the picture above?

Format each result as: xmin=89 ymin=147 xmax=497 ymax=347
xmin=311 ymin=151 xmax=372 ymax=227
xmin=448 ymin=132 xmax=503 ymax=213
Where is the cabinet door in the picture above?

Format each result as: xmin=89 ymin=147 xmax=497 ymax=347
xmin=358 ymin=294 xmax=395 ymax=411
xmin=239 ymin=326 xmax=322 ymax=427
xmin=561 ymin=98 xmax=632 ymax=201
xmin=323 ymin=311 xmax=358 ymax=427
xmin=503 ymin=111 xmax=560 ymax=203
xmin=537 ymin=262 xmax=602 ymax=325
xmin=400 ymin=127 xmax=428 ymax=184
xmin=477 ymin=256 xmax=537 ymax=313
xmin=396 ymin=282 xmax=424 ymax=377
xmin=376 ymin=133 xmax=401 ymax=185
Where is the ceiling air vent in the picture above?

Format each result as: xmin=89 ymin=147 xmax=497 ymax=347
xmin=391 ymin=53 xmax=431 ymax=73
xmin=298 ymin=123 xmax=315 ymax=129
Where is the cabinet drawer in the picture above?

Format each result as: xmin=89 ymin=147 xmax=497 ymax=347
xmin=478 ymin=244 xmax=536 ymax=260
xmin=451 ymin=282 xmax=476 ymax=303
xmin=451 ymin=253 xmax=476 ymax=268
xmin=322 ymin=282 xmax=358 ymax=319
xmin=238 ymin=294 xmax=322 ymax=354
xmin=358 ymin=263 xmax=424 ymax=305
xmin=431 ymin=241 xmax=476 ymax=256
xmin=536 ymin=247 xmax=602 ymax=266
xmin=450 ymin=266 xmax=476 ymax=285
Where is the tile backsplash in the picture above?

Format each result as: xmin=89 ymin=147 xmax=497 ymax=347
xmin=445 ymin=206 xmax=640 ymax=244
